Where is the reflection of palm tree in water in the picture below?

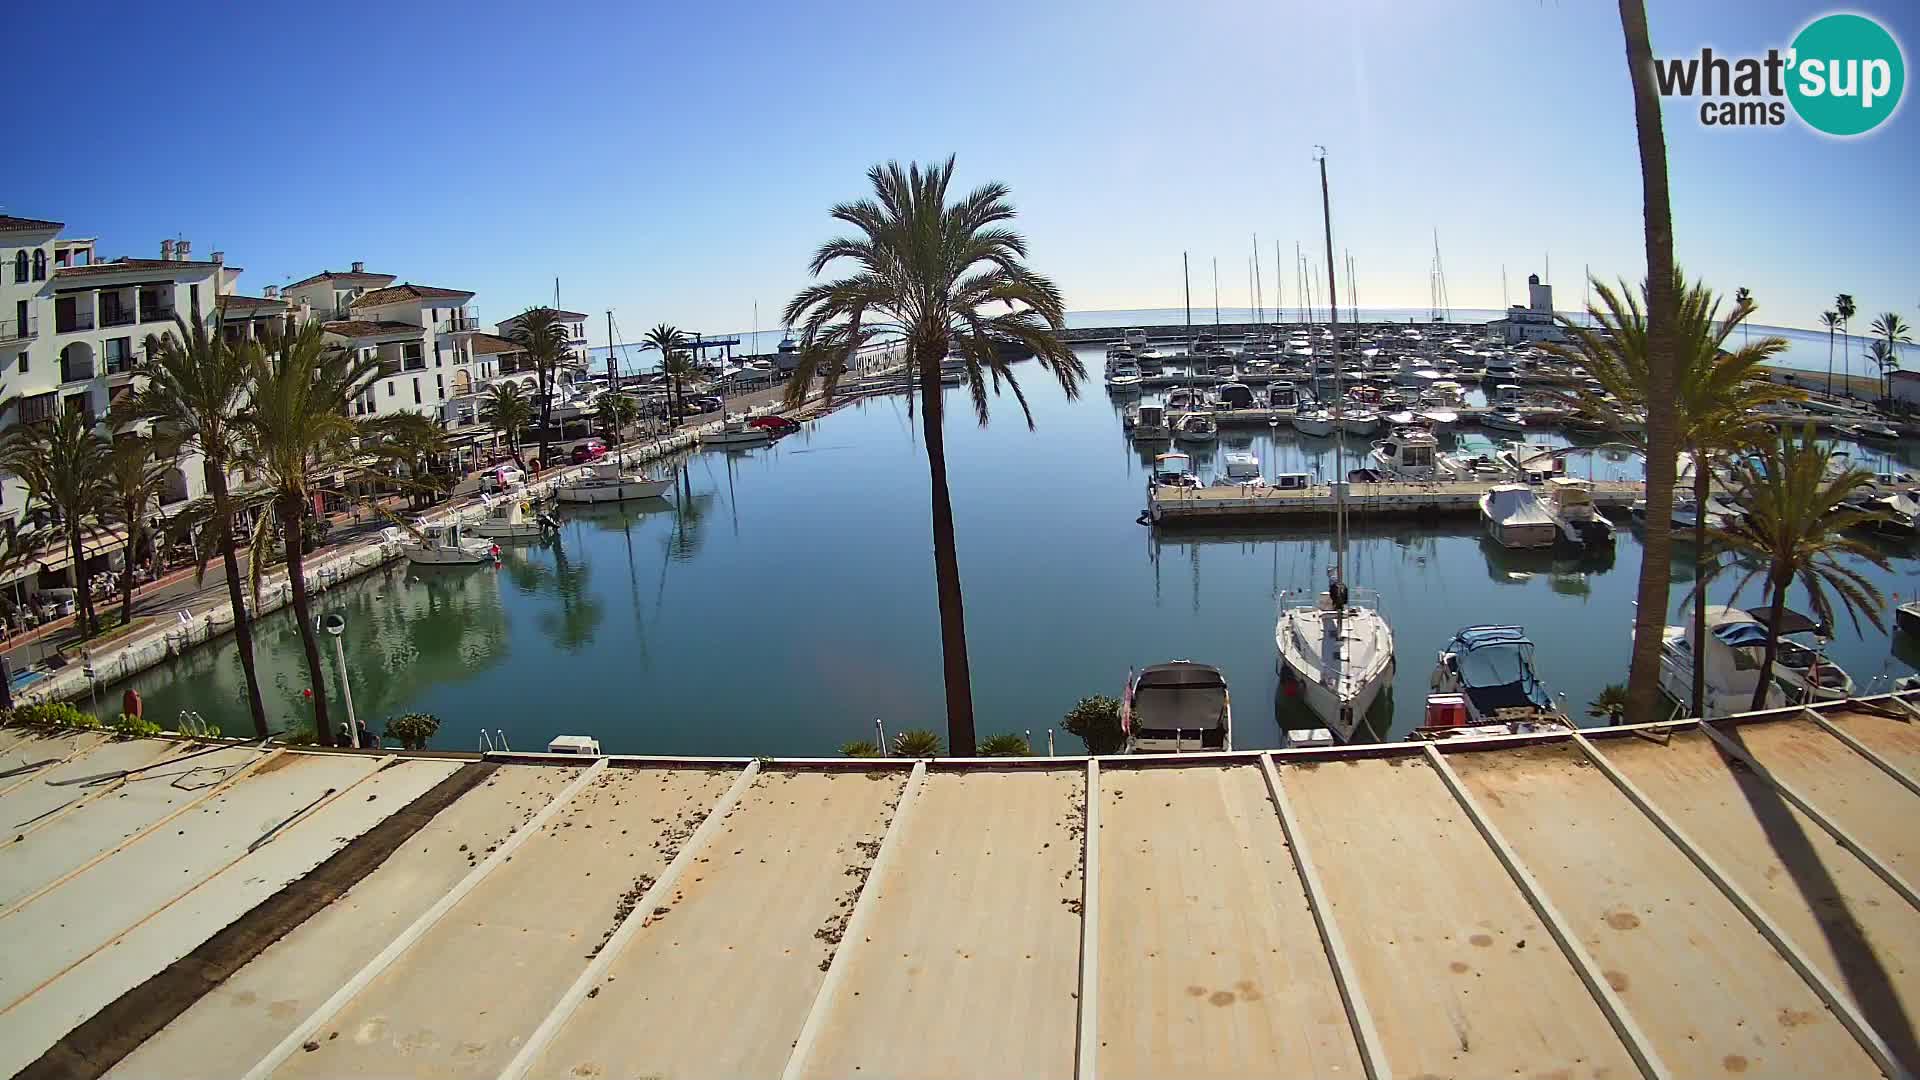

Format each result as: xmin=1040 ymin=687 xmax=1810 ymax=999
xmin=668 ymin=463 xmax=712 ymax=563
xmin=537 ymin=536 xmax=603 ymax=652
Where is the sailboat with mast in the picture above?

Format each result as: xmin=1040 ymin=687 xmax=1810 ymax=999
xmin=1275 ymin=149 xmax=1397 ymax=743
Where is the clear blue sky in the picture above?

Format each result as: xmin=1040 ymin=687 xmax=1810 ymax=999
xmin=12 ymin=0 xmax=1915 ymax=340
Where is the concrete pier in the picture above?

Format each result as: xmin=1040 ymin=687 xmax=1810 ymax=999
xmin=1146 ymin=477 xmax=1644 ymax=524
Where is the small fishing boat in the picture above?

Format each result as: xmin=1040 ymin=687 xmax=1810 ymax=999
xmin=398 ymin=522 xmax=499 ymax=566
xmin=1108 ymin=362 xmax=1144 ymax=390
xmin=1480 ymin=484 xmax=1559 ymax=548
xmin=1175 ymin=411 xmax=1219 ymax=443
xmin=1439 ymin=434 xmax=1510 ymax=480
xmin=1368 ymin=429 xmax=1439 ymax=480
xmin=1479 ymin=409 xmax=1528 ymax=432
xmin=470 ymin=494 xmax=560 ymax=540
xmin=1419 ymin=409 xmax=1459 ymax=435
xmin=1542 ymin=477 xmax=1615 ymax=546
xmin=1267 ymin=382 xmax=1301 ymax=409
xmin=1843 ymin=492 xmax=1919 ymax=537
xmin=1166 ymin=387 xmax=1202 ymax=411
xmin=1422 ymin=625 xmax=1569 ymax=737
xmin=1500 ymin=440 xmax=1564 ymax=483
xmin=555 ymin=460 xmax=673 ymax=504
xmin=1150 ymin=451 xmax=1201 ymax=489
xmin=1292 ymin=409 xmax=1336 ymax=437
xmin=1340 ymin=410 xmax=1381 ymax=437
xmin=1213 ymin=382 xmax=1255 ymax=409
xmin=1131 ymin=404 xmax=1172 ymax=442
xmin=700 ymin=417 xmax=775 ymax=446
xmin=1122 ymin=661 xmax=1232 ymax=753
xmin=1223 ymin=450 xmax=1262 ymax=480
xmin=1748 ymin=605 xmax=1854 ymax=702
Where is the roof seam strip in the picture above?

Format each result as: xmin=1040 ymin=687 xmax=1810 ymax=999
xmin=502 ymin=761 xmax=763 ymax=1080
xmin=1421 ymin=743 xmax=1670 ymax=1080
xmin=1259 ymin=753 xmax=1390 ymax=1080
xmin=1800 ymin=704 xmax=1920 ymax=800
xmin=1573 ymin=731 xmax=1916 ymax=1080
xmin=780 ymin=760 xmax=928 ymax=1080
xmin=239 ymin=757 xmax=609 ymax=1080
xmin=1074 ymin=759 xmax=1100 ymax=1080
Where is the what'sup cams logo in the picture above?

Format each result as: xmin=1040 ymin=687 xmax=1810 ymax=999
xmin=1656 ymin=12 xmax=1905 ymax=136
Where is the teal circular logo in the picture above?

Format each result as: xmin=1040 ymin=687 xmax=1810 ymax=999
xmin=1788 ymin=13 xmax=1905 ymax=136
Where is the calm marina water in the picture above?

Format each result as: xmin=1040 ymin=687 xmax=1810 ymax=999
xmin=103 ymin=345 xmax=1920 ymax=754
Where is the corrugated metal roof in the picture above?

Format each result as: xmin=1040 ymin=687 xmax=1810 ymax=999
xmin=5 ymin=694 xmax=1918 ymax=1079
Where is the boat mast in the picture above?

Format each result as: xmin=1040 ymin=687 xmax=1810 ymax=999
xmin=1183 ymin=252 xmax=1192 ymax=334
xmin=1212 ymin=258 xmax=1220 ymax=325
xmin=1275 ymin=238 xmax=1284 ymax=322
xmin=1318 ymin=147 xmax=1347 ymax=592
xmin=606 ymin=309 xmax=617 ymax=385
xmin=1253 ymin=233 xmax=1264 ymax=326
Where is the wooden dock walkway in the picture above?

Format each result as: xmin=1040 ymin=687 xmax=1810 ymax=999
xmin=1147 ymin=477 xmax=1644 ymax=523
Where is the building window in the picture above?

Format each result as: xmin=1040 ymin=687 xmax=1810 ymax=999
xmin=16 ymin=351 xmax=26 ymax=374
xmin=11 ymin=251 xmax=24 ymax=283
xmin=435 ymin=374 xmax=444 ymax=399
xmin=190 ymin=284 xmax=200 ymax=313
xmin=413 ymin=378 xmax=421 ymax=405
xmin=21 ymin=392 xmax=57 ymax=424
xmin=434 ymin=342 xmax=442 ymax=367
xmin=32 ymin=250 xmax=46 ymax=280
xmin=387 ymin=382 xmax=395 ymax=397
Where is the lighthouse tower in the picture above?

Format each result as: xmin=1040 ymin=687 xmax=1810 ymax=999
xmin=1527 ymin=273 xmax=1552 ymax=313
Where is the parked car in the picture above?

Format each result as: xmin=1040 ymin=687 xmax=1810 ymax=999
xmin=689 ymin=395 xmax=724 ymax=414
xmin=570 ymin=439 xmax=608 ymax=464
xmin=480 ymin=464 xmax=526 ymax=492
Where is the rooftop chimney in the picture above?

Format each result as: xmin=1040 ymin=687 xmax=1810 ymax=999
xmin=160 ymin=239 xmax=174 ymax=261
xmin=211 ymin=250 xmax=224 ymax=266
xmin=351 ymin=260 xmax=365 ymax=273
xmin=176 ymin=240 xmax=191 ymax=262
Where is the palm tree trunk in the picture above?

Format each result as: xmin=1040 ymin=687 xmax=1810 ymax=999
xmin=279 ymin=493 xmax=333 ymax=746
xmin=1750 ymin=573 xmax=1789 ymax=712
xmin=205 ymin=459 xmax=269 ymax=738
xmin=918 ymin=352 xmax=976 ymax=756
xmin=1826 ymin=328 xmax=1835 ymax=397
xmin=1690 ymin=456 xmax=1710 ymax=717
xmin=1618 ymin=0 xmax=1681 ymax=725
xmin=119 ymin=531 xmax=137 ymax=629
xmin=537 ymin=367 xmax=553 ymax=468
xmin=69 ymin=524 xmax=98 ymax=640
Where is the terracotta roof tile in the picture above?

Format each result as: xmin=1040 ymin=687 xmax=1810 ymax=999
xmin=217 ymin=294 xmax=287 ymax=311
xmin=54 ymin=257 xmax=223 ymax=277
xmin=285 ymin=269 xmax=396 ymax=290
xmin=323 ymin=319 xmax=424 ymax=339
xmin=351 ymin=283 xmax=474 ymax=308
xmin=470 ymin=332 xmax=523 ymax=355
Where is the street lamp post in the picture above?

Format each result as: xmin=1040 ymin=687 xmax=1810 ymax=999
xmin=323 ymin=614 xmax=359 ymax=748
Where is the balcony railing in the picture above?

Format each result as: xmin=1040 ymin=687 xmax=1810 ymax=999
xmin=0 ymin=316 xmax=35 ymax=341
xmin=377 ymin=361 xmax=402 ymax=379
xmin=55 ymin=311 xmax=95 ymax=333
xmin=101 ymin=309 xmax=136 ymax=328
xmin=60 ymin=359 xmax=97 ymax=383
xmin=141 ymin=306 xmax=177 ymax=323
xmin=402 ymin=356 xmax=427 ymax=372
xmin=439 ymin=316 xmax=479 ymax=333
xmin=104 ymin=352 xmax=136 ymax=376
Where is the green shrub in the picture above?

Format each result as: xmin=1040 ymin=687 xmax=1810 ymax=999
xmin=279 ymin=722 xmax=319 ymax=746
xmin=838 ymin=739 xmax=881 ymax=758
xmin=111 ymin=712 xmax=164 ymax=739
xmin=1062 ymin=694 xmax=1125 ymax=756
xmin=385 ymin=711 xmax=441 ymax=750
xmin=15 ymin=701 xmax=98 ymax=731
xmin=977 ymin=733 xmax=1031 ymax=757
xmin=890 ymin=729 xmax=943 ymax=758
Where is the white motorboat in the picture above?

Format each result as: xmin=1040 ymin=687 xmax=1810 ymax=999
xmin=700 ymin=417 xmax=774 ymax=446
xmin=1122 ymin=661 xmax=1232 ymax=752
xmin=1292 ymin=410 xmax=1336 ymax=437
xmin=1658 ymin=606 xmax=1789 ymax=718
xmin=1108 ymin=362 xmax=1143 ymax=390
xmin=1844 ymin=492 xmax=1919 ymax=537
xmin=1439 ymin=434 xmax=1512 ymax=480
xmin=1368 ymin=429 xmax=1439 ymax=481
xmin=1340 ymin=411 xmax=1381 ymax=437
xmin=1422 ymin=625 xmax=1570 ymax=737
xmin=1542 ymin=476 xmax=1615 ymax=546
xmin=1419 ymin=409 xmax=1459 ymax=435
xmin=1896 ymin=600 xmax=1920 ymax=636
xmin=1500 ymin=440 xmax=1564 ymax=483
xmin=1480 ymin=484 xmax=1559 ymax=548
xmin=1165 ymin=387 xmax=1203 ymax=411
xmin=1267 ymin=382 xmax=1301 ymax=409
xmin=1749 ymin=605 xmax=1855 ymax=702
xmin=470 ymin=494 xmax=560 ymax=540
xmin=1479 ymin=409 xmax=1528 ymax=432
xmin=555 ymin=460 xmax=673 ymax=504
xmin=1213 ymin=382 xmax=1255 ymax=410
xmin=1150 ymin=451 xmax=1201 ymax=489
xmin=1123 ymin=327 xmax=1152 ymax=353
xmin=1131 ymin=404 xmax=1172 ymax=442
xmin=396 ymin=523 xmax=499 ymax=566
xmin=1175 ymin=411 xmax=1218 ymax=443
xmin=1223 ymin=450 xmax=1262 ymax=480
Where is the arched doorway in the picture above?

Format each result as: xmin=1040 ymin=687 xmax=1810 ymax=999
xmin=59 ymin=341 xmax=95 ymax=383
xmin=161 ymin=466 xmax=191 ymax=506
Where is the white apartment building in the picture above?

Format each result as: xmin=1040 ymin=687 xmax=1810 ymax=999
xmin=280 ymin=268 xmax=484 ymax=425
xmin=3 ymin=217 xmax=237 ymax=550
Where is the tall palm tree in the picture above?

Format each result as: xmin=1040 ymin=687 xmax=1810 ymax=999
xmin=102 ymin=433 xmax=180 ymax=629
xmin=117 ymin=312 xmax=269 ymax=735
xmin=597 ymin=393 xmax=640 ymax=445
xmin=234 ymin=321 xmax=383 ymax=746
xmin=781 ymin=157 xmax=1082 ymax=754
xmin=1614 ymin=0 xmax=1684 ymax=725
xmin=363 ymin=412 xmax=450 ymax=508
xmin=0 ymin=406 xmax=109 ymax=639
xmin=1835 ymin=293 xmax=1857 ymax=397
xmin=658 ymin=351 xmax=699 ymax=422
xmin=644 ymin=324 xmax=690 ymax=419
xmin=507 ymin=307 xmax=571 ymax=469
xmin=1869 ymin=312 xmax=1910 ymax=402
xmin=480 ymin=381 xmax=533 ymax=456
xmin=1733 ymin=286 xmax=1751 ymax=346
xmin=1821 ymin=310 xmax=1842 ymax=396
xmin=1708 ymin=429 xmax=1888 ymax=710
xmin=1550 ymin=271 xmax=1796 ymax=717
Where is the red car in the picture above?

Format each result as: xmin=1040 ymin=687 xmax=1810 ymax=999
xmin=570 ymin=439 xmax=608 ymax=464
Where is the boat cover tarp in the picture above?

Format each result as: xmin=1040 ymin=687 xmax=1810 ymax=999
xmin=1712 ymin=621 xmax=1771 ymax=647
xmin=1485 ymin=486 xmax=1554 ymax=527
xmin=1449 ymin=626 xmax=1552 ymax=712
xmin=1133 ymin=663 xmax=1228 ymax=732
xmin=1745 ymin=606 xmax=1823 ymax=636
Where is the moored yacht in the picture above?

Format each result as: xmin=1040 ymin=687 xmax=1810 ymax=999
xmin=1542 ymin=476 xmax=1615 ymax=546
xmin=1131 ymin=404 xmax=1172 ymax=442
xmin=700 ymin=417 xmax=775 ymax=446
xmin=1122 ymin=661 xmax=1232 ymax=753
xmin=395 ymin=522 xmax=499 ymax=566
xmin=1368 ymin=428 xmax=1439 ymax=480
xmin=1421 ymin=625 xmax=1570 ymax=738
xmin=470 ymin=494 xmax=560 ymax=540
xmin=555 ymin=460 xmax=673 ymax=504
xmin=1175 ymin=411 xmax=1218 ymax=443
xmin=1277 ymin=584 xmax=1395 ymax=743
xmin=1658 ymin=606 xmax=1788 ymax=718
xmin=1480 ymin=484 xmax=1559 ymax=548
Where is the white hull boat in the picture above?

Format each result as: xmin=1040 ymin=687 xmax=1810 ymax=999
xmin=1480 ymin=410 xmax=1528 ymax=432
xmin=1122 ymin=661 xmax=1232 ymax=753
xmin=701 ymin=418 xmax=774 ymax=446
xmin=1421 ymin=625 xmax=1570 ymax=739
xmin=1340 ymin=411 xmax=1381 ymax=436
xmin=470 ymin=494 xmax=560 ymax=540
xmin=1292 ymin=410 xmax=1336 ymax=437
xmin=1223 ymin=451 xmax=1261 ymax=480
xmin=1657 ymin=607 xmax=1788 ymax=718
xmin=1481 ymin=484 xmax=1559 ymax=548
xmin=395 ymin=523 xmax=498 ymax=566
xmin=556 ymin=461 xmax=672 ymax=504
xmin=1175 ymin=412 xmax=1219 ymax=443
xmin=1276 ymin=590 xmax=1395 ymax=743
